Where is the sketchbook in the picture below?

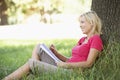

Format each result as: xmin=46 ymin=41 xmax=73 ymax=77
xmin=39 ymin=44 xmax=61 ymax=62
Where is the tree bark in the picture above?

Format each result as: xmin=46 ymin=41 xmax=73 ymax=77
xmin=0 ymin=0 xmax=8 ymax=25
xmin=91 ymin=0 xmax=120 ymax=45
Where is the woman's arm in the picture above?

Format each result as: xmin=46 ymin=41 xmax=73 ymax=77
xmin=57 ymin=48 xmax=99 ymax=69
xmin=50 ymin=44 xmax=69 ymax=62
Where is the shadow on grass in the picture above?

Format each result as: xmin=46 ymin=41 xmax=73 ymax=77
xmin=0 ymin=39 xmax=77 ymax=79
xmin=0 ymin=45 xmax=33 ymax=79
xmin=0 ymin=40 xmax=119 ymax=80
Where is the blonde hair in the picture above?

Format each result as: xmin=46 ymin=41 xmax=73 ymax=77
xmin=80 ymin=11 xmax=102 ymax=35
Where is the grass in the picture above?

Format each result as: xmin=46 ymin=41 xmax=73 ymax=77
xmin=0 ymin=39 xmax=120 ymax=80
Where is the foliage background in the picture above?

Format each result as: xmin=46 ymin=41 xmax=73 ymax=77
xmin=4 ymin=0 xmax=92 ymax=24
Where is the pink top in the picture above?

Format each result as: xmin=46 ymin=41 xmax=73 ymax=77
xmin=67 ymin=35 xmax=103 ymax=62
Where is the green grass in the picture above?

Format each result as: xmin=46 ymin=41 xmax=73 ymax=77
xmin=0 ymin=39 xmax=120 ymax=80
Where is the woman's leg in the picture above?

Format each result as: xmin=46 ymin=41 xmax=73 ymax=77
xmin=3 ymin=44 xmax=40 ymax=80
xmin=31 ymin=44 xmax=41 ymax=60
xmin=3 ymin=62 xmax=30 ymax=80
xmin=28 ymin=59 xmax=71 ymax=76
xmin=29 ymin=59 xmax=58 ymax=74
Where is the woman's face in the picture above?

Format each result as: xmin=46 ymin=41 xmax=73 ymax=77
xmin=79 ymin=16 xmax=93 ymax=35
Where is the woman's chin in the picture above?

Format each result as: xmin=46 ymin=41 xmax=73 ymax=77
xmin=82 ymin=32 xmax=86 ymax=34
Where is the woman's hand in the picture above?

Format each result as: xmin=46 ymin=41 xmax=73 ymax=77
xmin=49 ymin=44 xmax=57 ymax=54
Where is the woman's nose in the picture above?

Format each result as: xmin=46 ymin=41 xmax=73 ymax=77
xmin=80 ymin=25 xmax=83 ymax=28
xmin=80 ymin=26 xmax=82 ymax=28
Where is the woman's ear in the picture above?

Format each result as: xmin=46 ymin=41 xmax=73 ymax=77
xmin=91 ymin=24 xmax=93 ymax=27
xmin=90 ymin=21 xmax=94 ymax=27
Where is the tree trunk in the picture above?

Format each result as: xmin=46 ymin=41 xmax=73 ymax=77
xmin=91 ymin=0 xmax=120 ymax=45
xmin=0 ymin=0 xmax=8 ymax=25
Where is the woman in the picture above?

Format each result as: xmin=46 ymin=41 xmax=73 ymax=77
xmin=3 ymin=11 xmax=103 ymax=80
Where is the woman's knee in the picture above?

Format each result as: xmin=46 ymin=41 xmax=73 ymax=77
xmin=28 ymin=58 xmax=40 ymax=73
xmin=32 ymin=43 xmax=41 ymax=59
xmin=35 ymin=43 xmax=42 ymax=55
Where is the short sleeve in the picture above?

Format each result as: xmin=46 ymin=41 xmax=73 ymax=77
xmin=90 ymin=35 xmax=103 ymax=51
